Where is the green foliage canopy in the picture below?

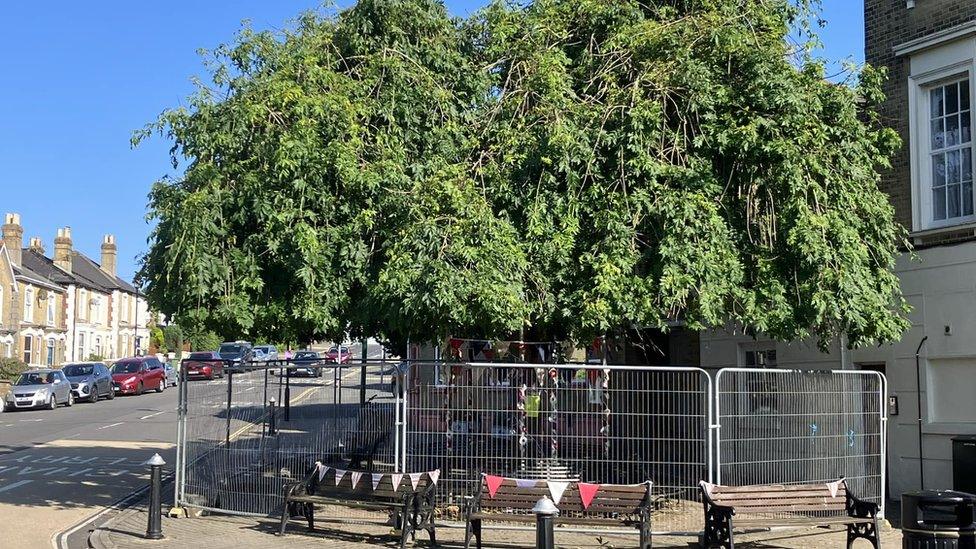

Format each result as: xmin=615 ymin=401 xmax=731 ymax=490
xmin=138 ymin=0 xmax=908 ymax=350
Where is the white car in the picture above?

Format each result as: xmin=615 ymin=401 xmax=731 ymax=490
xmin=253 ymin=345 xmax=278 ymax=363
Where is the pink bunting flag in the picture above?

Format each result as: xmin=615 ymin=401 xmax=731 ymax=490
xmin=371 ymin=473 xmax=383 ymax=490
xmin=515 ymin=479 xmax=537 ymax=488
xmin=409 ymin=473 xmax=422 ymax=490
xmin=486 ymin=475 xmax=505 ymax=498
xmin=391 ymin=474 xmax=404 ymax=491
xmin=350 ymin=471 xmax=363 ymax=489
xmin=428 ymin=469 xmax=440 ymax=486
xmin=334 ymin=469 xmax=346 ymax=486
xmin=317 ymin=463 xmax=330 ymax=482
xmin=548 ymin=480 xmax=569 ymax=504
xmin=578 ymin=482 xmax=600 ymax=509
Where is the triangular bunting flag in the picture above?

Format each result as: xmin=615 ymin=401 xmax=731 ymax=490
xmin=578 ymin=482 xmax=600 ymax=509
xmin=827 ymin=480 xmax=842 ymax=498
xmin=317 ymin=463 xmax=330 ymax=482
xmin=351 ymin=471 xmax=363 ymax=489
xmin=391 ymin=474 xmax=404 ymax=491
xmin=334 ymin=469 xmax=346 ymax=486
xmin=371 ymin=473 xmax=383 ymax=490
xmin=428 ymin=469 xmax=440 ymax=486
xmin=515 ymin=479 xmax=537 ymax=488
xmin=548 ymin=480 xmax=569 ymax=504
xmin=409 ymin=473 xmax=422 ymax=490
xmin=486 ymin=475 xmax=505 ymax=498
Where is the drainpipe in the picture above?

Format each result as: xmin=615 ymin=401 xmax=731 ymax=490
xmin=915 ymin=336 xmax=928 ymax=490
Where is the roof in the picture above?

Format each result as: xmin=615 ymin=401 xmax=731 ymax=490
xmin=11 ymin=257 xmax=66 ymax=292
xmin=20 ymin=249 xmax=111 ymax=293
xmin=70 ymin=252 xmax=139 ymax=295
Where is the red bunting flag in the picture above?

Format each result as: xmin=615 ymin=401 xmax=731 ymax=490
xmin=578 ymin=482 xmax=600 ymax=509
xmin=485 ymin=475 xmax=505 ymax=498
xmin=449 ymin=338 xmax=463 ymax=349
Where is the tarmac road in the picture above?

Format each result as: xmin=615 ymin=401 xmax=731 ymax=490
xmin=0 ymin=382 xmax=179 ymax=549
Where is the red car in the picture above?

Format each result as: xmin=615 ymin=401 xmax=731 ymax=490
xmin=326 ymin=346 xmax=351 ymax=364
xmin=184 ymin=351 xmax=224 ymax=380
xmin=111 ymin=356 xmax=167 ymax=395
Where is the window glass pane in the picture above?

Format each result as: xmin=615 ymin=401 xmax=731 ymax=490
xmin=947 ymin=82 xmax=960 ymax=114
xmin=934 ymin=186 xmax=947 ymax=220
xmin=963 ymin=80 xmax=971 ymax=111
xmin=949 ymin=183 xmax=962 ymax=218
xmin=948 ymin=149 xmax=962 ymax=183
xmin=963 ymin=112 xmax=972 ymax=144
xmin=965 ymin=181 xmax=974 ymax=216
xmin=947 ymin=115 xmax=961 ymax=147
xmin=933 ymin=118 xmax=946 ymax=149
xmin=964 ymin=148 xmax=973 ymax=182
xmin=934 ymin=153 xmax=947 ymax=186
xmin=932 ymin=87 xmax=945 ymax=118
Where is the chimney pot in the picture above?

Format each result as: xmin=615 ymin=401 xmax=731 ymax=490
xmin=100 ymin=234 xmax=118 ymax=278
xmin=53 ymin=226 xmax=73 ymax=275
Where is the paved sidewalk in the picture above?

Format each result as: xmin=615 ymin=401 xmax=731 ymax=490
xmin=90 ymin=502 xmax=902 ymax=549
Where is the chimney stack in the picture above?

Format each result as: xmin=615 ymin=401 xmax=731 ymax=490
xmin=2 ymin=213 xmax=23 ymax=266
xmin=101 ymin=234 xmax=117 ymax=278
xmin=28 ymin=237 xmax=44 ymax=254
xmin=54 ymin=227 xmax=73 ymax=274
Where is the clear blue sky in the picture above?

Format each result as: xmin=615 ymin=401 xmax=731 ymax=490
xmin=0 ymin=1 xmax=863 ymax=282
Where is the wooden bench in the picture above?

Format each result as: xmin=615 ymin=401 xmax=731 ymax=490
xmin=279 ymin=463 xmax=437 ymax=548
xmin=700 ymin=478 xmax=880 ymax=549
xmin=464 ymin=476 xmax=652 ymax=549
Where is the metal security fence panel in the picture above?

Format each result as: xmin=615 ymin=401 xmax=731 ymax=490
xmin=402 ymin=363 xmax=712 ymax=534
xmin=176 ymin=359 xmax=402 ymax=517
xmin=715 ymin=368 xmax=886 ymax=518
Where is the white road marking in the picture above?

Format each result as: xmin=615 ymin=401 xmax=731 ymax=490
xmin=97 ymin=422 xmax=124 ymax=430
xmin=0 ymin=479 xmax=33 ymax=493
xmin=139 ymin=411 xmax=165 ymax=420
xmin=19 ymin=418 xmax=43 ymax=422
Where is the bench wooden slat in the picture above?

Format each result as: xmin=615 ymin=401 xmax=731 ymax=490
xmin=470 ymin=513 xmax=642 ymax=526
xmin=711 ymin=490 xmax=844 ymax=502
xmin=711 ymin=483 xmax=844 ymax=494
xmin=735 ymin=516 xmax=874 ymax=528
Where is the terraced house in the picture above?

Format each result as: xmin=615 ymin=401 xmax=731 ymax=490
xmin=0 ymin=212 xmax=150 ymax=366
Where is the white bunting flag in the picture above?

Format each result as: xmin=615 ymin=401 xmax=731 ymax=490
xmin=409 ymin=473 xmax=422 ymax=490
xmin=317 ymin=463 xmax=330 ymax=482
xmin=334 ymin=469 xmax=346 ymax=486
xmin=827 ymin=480 xmax=842 ymax=498
xmin=372 ymin=473 xmax=384 ymax=490
xmin=515 ymin=479 xmax=537 ymax=488
xmin=428 ymin=469 xmax=440 ymax=486
xmin=351 ymin=471 xmax=363 ymax=489
xmin=548 ymin=480 xmax=569 ymax=504
xmin=391 ymin=474 xmax=404 ymax=491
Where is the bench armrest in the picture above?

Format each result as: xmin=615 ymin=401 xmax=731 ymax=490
xmin=699 ymin=482 xmax=735 ymax=519
xmin=845 ymin=493 xmax=879 ymax=519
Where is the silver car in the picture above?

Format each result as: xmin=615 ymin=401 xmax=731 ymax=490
xmin=164 ymin=362 xmax=178 ymax=387
xmin=3 ymin=369 xmax=74 ymax=411
xmin=253 ymin=345 xmax=278 ymax=363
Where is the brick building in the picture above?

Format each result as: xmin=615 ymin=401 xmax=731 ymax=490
xmin=0 ymin=213 xmax=150 ymax=367
xmin=699 ymin=1 xmax=976 ymax=499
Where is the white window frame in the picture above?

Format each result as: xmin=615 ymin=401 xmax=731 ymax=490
xmin=79 ymin=289 xmax=87 ymax=322
xmin=24 ymin=286 xmax=33 ymax=321
xmin=0 ymin=284 xmax=4 ymax=325
xmin=46 ymin=338 xmax=55 ymax=366
xmin=910 ymin=58 xmax=976 ymax=232
xmin=47 ymin=293 xmax=55 ymax=326
xmin=23 ymin=335 xmax=32 ymax=364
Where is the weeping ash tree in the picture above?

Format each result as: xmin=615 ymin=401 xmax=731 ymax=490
xmin=138 ymin=0 xmax=909 ymax=351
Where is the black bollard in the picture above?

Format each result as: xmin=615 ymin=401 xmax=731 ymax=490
xmin=532 ymin=496 xmax=557 ymax=549
xmin=144 ymin=453 xmax=166 ymax=540
xmin=268 ymin=397 xmax=277 ymax=436
xmin=284 ymin=368 xmax=291 ymax=422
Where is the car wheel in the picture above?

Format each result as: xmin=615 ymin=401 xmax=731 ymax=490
xmin=48 ymin=396 xmax=57 ymax=410
xmin=157 ymin=380 xmax=165 ymax=393
xmin=107 ymin=388 xmax=115 ymax=400
xmin=137 ymin=382 xmax=144 ymax=395
xmin=90 ymin=388 xmax=99 ymax=403
xmin=66 ymin=393 xmax=74 ymax=407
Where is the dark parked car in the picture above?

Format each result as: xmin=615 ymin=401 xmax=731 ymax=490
xmin=111 ymin=356 xmax=166 ymax=395
xmin=291 ymin=350 xmax=323 ymax=377
xmin=218 ymin=341 xmax=253 ymax=371
xmin=184 ymin=351 xmax=224 ymax=380
xmin=325 ymin=346 xmax=351 ymax=364
xmin=62 ymin=362 xmax=114 ymax=403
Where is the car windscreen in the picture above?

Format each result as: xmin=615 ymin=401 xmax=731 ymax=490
xmin=295 ymin=352 xmax=317 ymax=359
xmin=16 ymin=372 xmax=55 ymax=385
xmin=112 ymin=362 xmax=141 ymax=374
xmin=63 ymin=364 xmax=95 ymax=377
xmin=188 ymin=352 xmax=213 ymax=360
xmin=219 ymin=344 xmax=243 ymax=356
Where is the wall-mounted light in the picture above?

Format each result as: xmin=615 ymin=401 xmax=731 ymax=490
xmin=907 ymin=0 xmax=915 ymax=8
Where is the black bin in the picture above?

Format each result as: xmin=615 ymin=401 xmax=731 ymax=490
xmin=954 ymin=437 xmax=976 ymax=494
xmin=902 ymin=491 xmax=976 ymax=549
